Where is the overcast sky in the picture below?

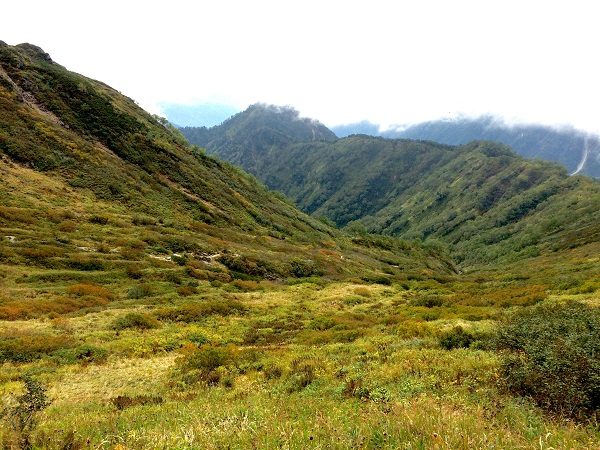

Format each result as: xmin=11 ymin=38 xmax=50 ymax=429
xmin=4 ymin=0 xmax=600 ymax=132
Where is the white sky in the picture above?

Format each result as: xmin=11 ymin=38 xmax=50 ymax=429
xmin=3 ymin=0 xmax=600 ymax=132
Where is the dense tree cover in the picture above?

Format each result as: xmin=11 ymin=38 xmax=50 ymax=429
xmin=182 ymin=105 xmax=600 ymax=266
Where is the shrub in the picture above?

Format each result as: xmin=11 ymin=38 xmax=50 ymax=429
xmin=285 ymin=358 xmax=320 ymax=392
xmin=361 ymin=275 xmax=392 ymax=285
xmin=58 ymin=220 xmax=77 ymax=232
xmin=176 ymin=286 xmax=198 ymax=297
xmin=411 ymin=295 xmax=444 ymax=308
xmin=112 ymin=312 xmax=160 ymax=330
xmin=0 ymin=332 xmax=74 ymax=362
xmin=263 ymin=364 xmax=283 ymax=380
xmin=496 ymin=301 xmax=600 ymax=419
xmin=127 ymin=284 xmax=153 ymax=299
xmin=72 ymin=344 xmax=108 ymax=364
xmin=232 ymin=280 xmax=261 ymax=291
xmin=132 ymin=215 xmax=156 ymax=226
xmin=1 ymin=375 xmax=51 ymax=449
xmin=126 ymin=265 xmax=144 ymax=279
xmin=67 ymin=256 xmax=104 ymax=271
xmin=288 ymin=258 xmax=321 ymax=277
xmin=156 ymin=299 xmax=246 ymax=322
xmin=164 ymin=271 xmax=182 ymax=284
xmin=218 ymin=253 xmax=276 ymax=278
xmin=0 ymin=296 xmax=109 ymax=320
xmin=439 ymin=326 xmax=474 ymax=350
xmin=68 ymin=283 xmax=113 ymax=300
xmin=175 ymin=344 xmax=235 ymax=386
xmin=89 ymin=215 xmax=109 ymax=225
xmin=111 ymin=395 xmax=163 ymax=410
xmin=354 ymin=287 xmax=371 ymax=297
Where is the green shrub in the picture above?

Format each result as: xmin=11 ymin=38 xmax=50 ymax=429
xmin=285 ymin=358 xmax=320 ymax=392
xmin=111 ymin=395 xmax=163 ymax=410
xmin=72 ymin=344 xmax=108 ymax=364
xmin=496 ymin=301 xmax=600 ymax=419
xmin=156 ymin=299 xmax=246 ymax=322
xmin=1 ymin=375 xmax=51 ymax=449
xmin=175 ymin=344 xmax=235 ymax=386
xmin=411 ymin=295 xmax=444 ymax=308
xmin=288 ymin=258 xmax=321 ymax=277
xmin=176 ymin=286 xmax=198 ymax=297
xmin=89 ymin=215 xmax=109 ymax=225
xmin=126 ymin=265 xmax=144 ymax=279
xmin=361 ymin=275 xmax=392 ymax=285
xmin=112 ymin=312 xmax=160 ymax=330
xmin=439 ymin=326 xmax=474 ymax=350
xmin=127 ymin=284 xmax=153 ymax=299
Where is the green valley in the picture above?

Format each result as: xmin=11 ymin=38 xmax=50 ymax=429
xmin=1 ymin=44 xmax=599 ymax=449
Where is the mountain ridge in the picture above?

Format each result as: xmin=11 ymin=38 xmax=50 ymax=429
xmin=332 ymin=116 xmax=600 ymax=178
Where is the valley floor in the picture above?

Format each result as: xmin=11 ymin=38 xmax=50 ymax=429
xmin=1 ymin=279 xmax=599 ymax=449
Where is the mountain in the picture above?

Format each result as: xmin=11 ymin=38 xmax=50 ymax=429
xmin=333 ymin=116 xmax=600 ymax=178
xmin=160 ymin=102 xmax=240 ymax=127
xmin=0 ymin=42 xmax=451 ymax=286
xmin=180 ymin=104 xmax=337 ymax=176
xmin=182 ymin=105 xmax=600 ymax=265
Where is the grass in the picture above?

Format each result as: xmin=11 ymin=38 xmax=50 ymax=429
xmin=1 ymin=274 xmax=599 ymax=448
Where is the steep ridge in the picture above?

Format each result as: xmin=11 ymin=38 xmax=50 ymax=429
xmin=182 ymin=106 xmax=600 ymax=265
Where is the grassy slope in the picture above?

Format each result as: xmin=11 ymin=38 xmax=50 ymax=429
xmin=0 ymin=44 xmax=599 ymax=448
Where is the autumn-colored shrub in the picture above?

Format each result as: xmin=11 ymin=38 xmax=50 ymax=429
xmin=0 ymin=331 xmax=74 ymax=362
xmin=68 ymin=283 xmax=113 ymax=300
xmin=112 ymin=312 xmax=160 ymax=330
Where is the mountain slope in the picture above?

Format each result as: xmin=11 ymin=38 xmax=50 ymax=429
xmin=182 ymin=106 xmax=600 ymax=265
xmin=0 ymin=42 xmax=451 ymax=285
xmin=333 ymin=116 xmax=600 ymax=178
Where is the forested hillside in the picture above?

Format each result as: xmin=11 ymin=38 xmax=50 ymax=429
xmin=182 ymin=105 xmax=600 ymax=265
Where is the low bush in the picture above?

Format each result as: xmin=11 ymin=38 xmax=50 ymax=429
xmin=410 ymin=295 xmax=444 ymax=308
xmin=68 ymin=283 xmax=113 ymax=300
xmin=1 ymin=375 xmax=51 ymax=449
xmin=0 ymin=295 xmax=109 ymax=320
xmin=89 ymin=215 xmax=109 ymax=225
xmin=112 ymin=312 xmax=160 ymax=330
xmin=127 ymin=284 xmax=153 ymax=299
xmin=176 ymin=286 xmax=198 ymax=297
xmin=288 ymin=258 xmax=322 ymax=277
xmin=126 ymin=265 xmax=144 ymax=279
xmin=0 ymin=331 xmax=74 ymax=362
xmin=175 ymin=344 xmax=235 ymax=386
xmin=285 ymin=358 xmax=320 ymax=392
xmin=67 ymin=256 xmax=104 ymax=271
xmin=361 ymin=275 xmax=392 ymax=285
xmin=438 ymin=326 xmax=475 ymax=350
xmin=111 ymin=395 xmax=163 ymax=410
xmin=156 ymin=299 xmax=246 ymax=322
xmin=496 ymin=301 xmax=600 ymax=419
